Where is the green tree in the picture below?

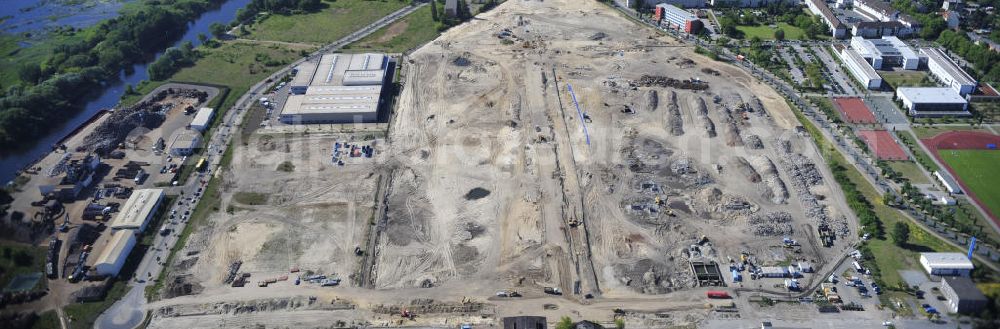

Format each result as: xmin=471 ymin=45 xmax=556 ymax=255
xmin=774 ymin=29 xmax=785 ymax=41
xmin=615 ymin=318 xmax=626 ymax=329
xmin=431 ymin=0 xmax=439 ymax=21
xmin=892 ymin=222 xmax=910 ymax=247
xmin=17 ymin=64 xmax=42 ymax=85
xmin=209 ymin=22 xmax=227 ymax=39
xmin=555 ymin=316 xmax=574 ymax=329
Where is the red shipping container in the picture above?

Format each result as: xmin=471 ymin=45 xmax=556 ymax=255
xmin=706 ymin=291 xmax=730 ymax=299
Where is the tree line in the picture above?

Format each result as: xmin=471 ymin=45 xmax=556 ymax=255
xmin=0 ymin=0 xmax=229 ymax=154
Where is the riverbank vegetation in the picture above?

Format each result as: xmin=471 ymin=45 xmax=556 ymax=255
xmin=0 ymin=0 xmax=230 ymax=154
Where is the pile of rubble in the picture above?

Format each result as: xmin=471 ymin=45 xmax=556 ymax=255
xmin=642 ymin=90 xmax=658 ymax=112
xmin=666 ymin=91 xmax=683 ymax=136
xmin=697 ymin=187 xmax=758 ymax=221
xmin=635 ymin=75 xmax=709 ymax=90
xmin=80 ymin=88 xmax=207 ymax=155
xmin=372 ymin=299 xmax=486 ymax=314
xmin=689 ymin=96 xmax=716 ymax=138
xmin=747 ymin=211 xmax=794 ymax=237
xmin=80 ymin=102 xmax=165 ymax=155
xmin=753 ymin=157 xmax=788 ymax=204
xmin=714 ymin=105 xmax=743 ymax=147
xmin=743 ymin=134 xmax=763 ymax=149
xmin=727 ymin=156 xmax=761 ymax=183
xmin=774 ymin=139 xmax=829 ymax=224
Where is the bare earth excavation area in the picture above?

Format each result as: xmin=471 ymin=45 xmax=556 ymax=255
xmin=147 ymin=1 xmax=859 ymax=327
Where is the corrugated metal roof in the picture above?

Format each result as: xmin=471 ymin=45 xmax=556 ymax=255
xmin=93 ymin=229 xmax=136 ymax=268
xmin=109 ymin=189 xmax=164 ymax=230
xmin=921 ymin=252 xmax=975 ymax=269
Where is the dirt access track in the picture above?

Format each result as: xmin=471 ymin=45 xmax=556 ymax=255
xmin=147 ymin=1 xmax=858 ymax=328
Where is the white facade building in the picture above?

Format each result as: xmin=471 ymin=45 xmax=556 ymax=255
xmin=807 ymin=0 xmax=847 ymax=39
xmin=897 ymin=87 xmax=970 ymax=117
xmin=169 ymin=130 xmax=202 ymax=156
xmin=921 ymin=48 xmax=977 ymax=95
xmin=280 ymin=53 xmax=388 ymax=124
xmin=920 ymin=252 xmax=974 ymax=277
xmin=851 ymin=36 xmax=920 ymax=70
xmin=933 ymin=170 xmax=964 ymax=194
xmin=189 ymin=107 xmax=214 ymax=132
xmin=839 ymin=48 xmax=882 ymax=89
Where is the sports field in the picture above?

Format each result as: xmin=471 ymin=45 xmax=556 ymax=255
xmin=939 ymin=150 xmax=1000 ymax=221
xmin=736 ymin=23 xmax=806 ymax=40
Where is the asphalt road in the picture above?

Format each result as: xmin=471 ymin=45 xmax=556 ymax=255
xmin=93 ymin=4 xmax=426 ymax=329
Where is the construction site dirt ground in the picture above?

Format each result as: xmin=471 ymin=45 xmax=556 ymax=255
xmin=148 ymin=1 xmax=861 ymax=327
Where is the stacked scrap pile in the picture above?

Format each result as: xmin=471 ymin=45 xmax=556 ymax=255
xmin=775 ymin=139 xmax=829 ymax=224
xmin=79 ymin=88 xmax=207 ymax=155
xmin=747 ymin=211 xmax=794 ymax=236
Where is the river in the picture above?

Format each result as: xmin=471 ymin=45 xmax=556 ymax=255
xmin=0 ymin=0 xmax=252 ymax=183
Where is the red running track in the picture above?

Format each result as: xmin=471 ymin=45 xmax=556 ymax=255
xmin=921 ymin=131 xmax=1000 ymax=227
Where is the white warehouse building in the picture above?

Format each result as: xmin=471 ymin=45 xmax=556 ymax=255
xmin=920 ymin=252 xmax=974 ymax=277
xmin=921 ymin=48 xmax=977 ymax=95
xmin=109 ymin=188 xmax=164 ymax=232
xmin=169 ymin=130 xmax=201 ymax=156
xmin=280 ymin=53 xmax=388 ymax=124
xmin=933 ymin=170 xmax=963 ymax=194
xmin=92 ymin=229 xmax=136 ymax=277
xmin=851 ymin=36 xmax=920 ymax=70
xmin=896 ymin=87 xmax=970 ymax=117
xmin=189 ymin=107 xmax=214 ymax=132
xmin=839 ymin=47 xmax=882 ymax=89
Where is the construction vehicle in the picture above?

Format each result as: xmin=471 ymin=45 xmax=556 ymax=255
xmin=400 ymin=309 xmax=415 ymax=320
xmin=568 ymin=215 xmax=580 ymax=227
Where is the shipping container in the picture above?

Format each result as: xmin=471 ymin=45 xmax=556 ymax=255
xmin=706 ymin=291 xmax=730 ymax=299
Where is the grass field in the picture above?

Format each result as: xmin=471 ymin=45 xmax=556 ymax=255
xmin=879 ymin=70 xmax=935 ymax=88
xmin=0 ymin=241 xmax=47 ymax=292
xmin=888 ymin=161 xmax=930 ymax=184
xmin=31 ymin=310 xmax=60 ymax=329
xmin=245 ymin=0 xmax=407 ymax=45
xmin=789 ymin=102 xmax=958 ymax=288
xmin=125 ymin=40 xmax=308 ymax=109
xmin=63 ymin=280 xmax=126 ymax=329
xmin=736 ymin=23 xmax=806 ymax=40
xmin=911 ymin=125 xmax=990 ymax=139
xmin=939 ymin=150 xmax=1000 ymax=220
xmin=345 ymin=4 xmax=438 ymax=53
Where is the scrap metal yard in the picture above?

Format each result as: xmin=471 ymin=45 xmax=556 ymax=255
xmin=138 ymin=1 xmax=872 ymax=328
